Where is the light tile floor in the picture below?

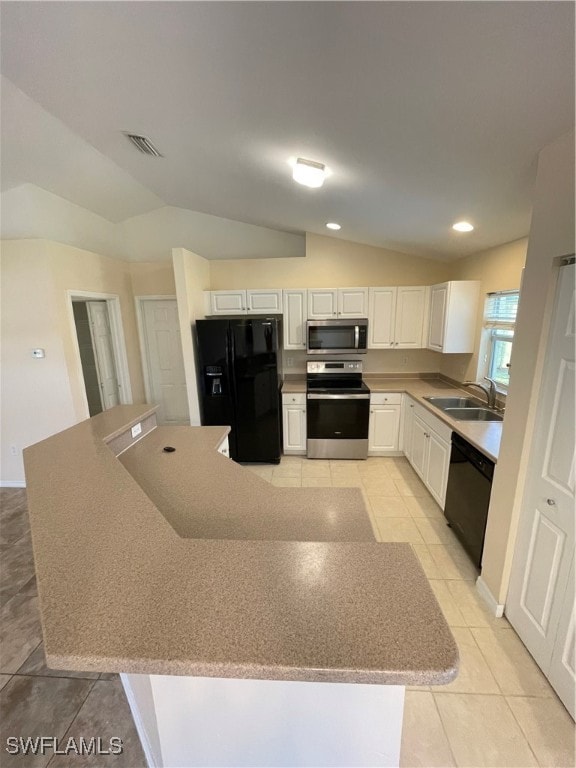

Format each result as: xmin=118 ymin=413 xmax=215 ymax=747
xmin=2 ymin=460 xmax=574 ymax=768
xmin=247 ymin=456 xmax=576 ymax=768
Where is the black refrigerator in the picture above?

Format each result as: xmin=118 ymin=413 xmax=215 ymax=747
xmin=195 ymin=317 xmax=282 ymax=463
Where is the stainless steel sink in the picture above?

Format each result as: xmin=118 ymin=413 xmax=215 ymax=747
xmin=444 ymin=408 xmax=503 ymax=422
xmin=424 ymin=396 xmax=481 ymax=410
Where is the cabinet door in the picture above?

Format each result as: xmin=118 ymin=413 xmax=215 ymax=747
xmin=410 ymin=414 xmax=428 ymax=479
xmin=369 ymin=405 xmax=401 ymax=454
xmin=425 ymin=430 xmax=450 ymax=508
xmin=402 ymin=397 xmax=416 ymax=459
xmin=210 ymin=290 xmax=247 ymax=315
xmin=368 ymin=288 xmax=396 ymax=348
xmin=395 ymin=287 xmax=427 ymax=349
xmin=246 ymin=289 xmax=283 ymax=314
xmin=283 ymin=290 xmax=307 ymax=350
xmin=338 ymin=288 xmax=369 ymax=318
xmin=282 ymin=405 xmax=306 ymax=453
xmin=427 ymin=284 xmax=447 ymax=350
xmin=308 ymin=289 xmax=338 ymax=319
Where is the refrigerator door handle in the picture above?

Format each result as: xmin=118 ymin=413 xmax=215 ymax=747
xmin=228 ymin=327 xmax=237 ymax=402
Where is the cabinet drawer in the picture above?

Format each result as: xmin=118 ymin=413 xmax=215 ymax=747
xmin=282 ymin=392 xmax=306 ymax=406
xmin=414 ymin=402 xmax=452 ymax=443
xmin=370 ymin=392 xmax=402 ymax=406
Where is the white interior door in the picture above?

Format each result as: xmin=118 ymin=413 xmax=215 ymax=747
xmin=86 ymin=302 xmax=120 ymax=410
xmin=141 ymin=299 xmax=189 ymax=426
xmin=506 ymin=263 xmax=575 ymax=717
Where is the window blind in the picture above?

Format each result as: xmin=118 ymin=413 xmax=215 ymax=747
xmin=485 ymin=290 xmax=519 ymax=328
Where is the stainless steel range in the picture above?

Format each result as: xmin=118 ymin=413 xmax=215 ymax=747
xmin=306 ymin=360 xmax=370 ymax=460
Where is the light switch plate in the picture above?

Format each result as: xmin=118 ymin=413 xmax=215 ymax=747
xmin=131 ymin=423 xmax=142 ymax=439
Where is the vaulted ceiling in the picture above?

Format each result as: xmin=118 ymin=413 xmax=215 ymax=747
xmin=1 ymin=1 xmax=574 ymax=259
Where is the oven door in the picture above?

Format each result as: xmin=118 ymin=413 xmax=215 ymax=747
xmin=306 ymin=393 xmax=370 ymax=459
xmin=307 ymin=321 xmax=367 ymax=354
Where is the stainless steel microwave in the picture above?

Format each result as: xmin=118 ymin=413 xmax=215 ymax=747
xmin=306 ymin=319 xmax=368 ymax=354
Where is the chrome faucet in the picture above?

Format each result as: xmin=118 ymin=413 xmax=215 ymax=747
xmin=463 ymin=377 xmax=498 ymax=409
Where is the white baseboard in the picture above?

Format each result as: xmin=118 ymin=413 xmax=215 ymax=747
xmin=0 ymin=480 xmax=26 ymax=488
xmin=476 ymin=576 xmax=505 ymax=618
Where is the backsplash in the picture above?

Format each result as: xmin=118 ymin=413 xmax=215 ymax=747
xmin=282 ymin=348 xmax=444 ymax=375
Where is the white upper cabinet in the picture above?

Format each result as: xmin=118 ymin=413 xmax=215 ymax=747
xmin=395 ymin=286 xmax=428 ymax=348
xmin=246 ymin=289 xmax=283 ymax=314
xmin=427 ymin=281 xmax=480 ymax=353
xmin=209 ymin=290 xmax=247 ymax=315
xmin=308 ymin=288 xmax=368 ymax=319
xmin=208 ymin=289 xmax=283 ymax=316
xmin=368 ymin=288 xmax=396 ymax=347
xmin=283 ymin=290 xmax=307 ymax=350
xmin=308 ymin=289 xmax=338 ymax=319
xmin=369 ymin=286 xmax=428 ymax=349
xmin=338 ymin=288 xmax=369 ymax=318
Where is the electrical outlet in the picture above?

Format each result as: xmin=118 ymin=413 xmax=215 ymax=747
xmin=10 ymin=445 xmax=18 ymax=456
xmin=131 ymin=423 xmax=142 ymax=439
xmin=286 ymin=357 xmax=294 ymax=368
xmin=402 ymin=356 xmax=408 ymax=366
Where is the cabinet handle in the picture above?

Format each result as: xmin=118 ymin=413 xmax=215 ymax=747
xmin=546 ymin=498 xmax=556 ymax=506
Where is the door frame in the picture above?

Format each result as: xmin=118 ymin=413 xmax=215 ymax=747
xmin=67 ymin=290 xmax=133 ymax=418
xmin=134 ymin=295 xmax=177 ymax=405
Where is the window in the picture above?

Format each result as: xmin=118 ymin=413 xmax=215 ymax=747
xmin=481 ymin=290 xmax=519 ymax=390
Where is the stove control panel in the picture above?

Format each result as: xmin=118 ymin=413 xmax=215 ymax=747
xmin=307 ymin=360 xmax=363 ymax=374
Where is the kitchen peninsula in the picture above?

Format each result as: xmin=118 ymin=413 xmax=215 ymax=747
xmin=23 ymin=405 xmax=458 ymax=768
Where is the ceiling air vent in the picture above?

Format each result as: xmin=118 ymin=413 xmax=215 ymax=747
xmin=124 ymin=133 xmax=163 ymax=157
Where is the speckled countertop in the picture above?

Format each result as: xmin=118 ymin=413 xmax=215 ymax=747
xmin=23 ymin=405 xmax=458 ymax=685
xmin=282 ymin=375 xmax=502 ymax=462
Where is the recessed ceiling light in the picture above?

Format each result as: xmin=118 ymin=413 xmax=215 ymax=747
xmin=452 ymin=221 xmax=474 ymax=232
xmin=292 ymin=157 xmax=326 ymax=188
xmin=326 ymin=222 xmax=341 ymax=230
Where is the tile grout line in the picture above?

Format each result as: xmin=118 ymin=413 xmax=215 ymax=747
xmin=429 ymin=687 xmax=459 ymax=767
xmin=45 ymin=677 xmax=100 ymax=768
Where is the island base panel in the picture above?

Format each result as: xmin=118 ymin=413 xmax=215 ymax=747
xmin=121 ymin=673 xmax=405 ymax=767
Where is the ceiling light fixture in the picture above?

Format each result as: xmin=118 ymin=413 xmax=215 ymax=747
xmin=326 ymin=222 xmax=341 ymax=230
xmin=292 ymin=157 xmax=326 ymax=188
xmin=452 ymin=221 xmax=474 ymax=232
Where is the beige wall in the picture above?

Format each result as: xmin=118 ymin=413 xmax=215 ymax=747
xmin=46 ymin=241 xmax=146 ymax=420
xmin=481 ymin=130 xmax=575 ymax=605
xmin=130 ymin=262 xmax=176 ymax=296
xmin=440 ymin=238 xmax=528 ymax=383
xmin=1 ymin=240 xmax=76 ymax=483
xmin=172 ymin=248 xmax=211 ymax=425
xmin=210 ymin=232 xmax=450 ymax=289
xmin=0 ymin=239 xmax=147 ymax=484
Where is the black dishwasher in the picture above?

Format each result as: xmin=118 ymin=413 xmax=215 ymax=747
xmin=443 ymin=433 xmax=495 ymax=570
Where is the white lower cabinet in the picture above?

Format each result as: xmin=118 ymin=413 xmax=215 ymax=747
xmin=402 ymin=397 xmax=451 ymax=508
xmin=282 ymin=393 xmax=306 ymax=454
xmin=217 ymin=436 xmax=230 ymax=458
xmin=425 ymin=430 xmax=451 ymax=506
xmin=368 ymin=393 xmax=402 ymax=455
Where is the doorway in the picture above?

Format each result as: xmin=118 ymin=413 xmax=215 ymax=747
xmin=72 ymin=301 xmax=120 ymax=416
xmin=67 ymin=290 xmax=133 ymax=419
